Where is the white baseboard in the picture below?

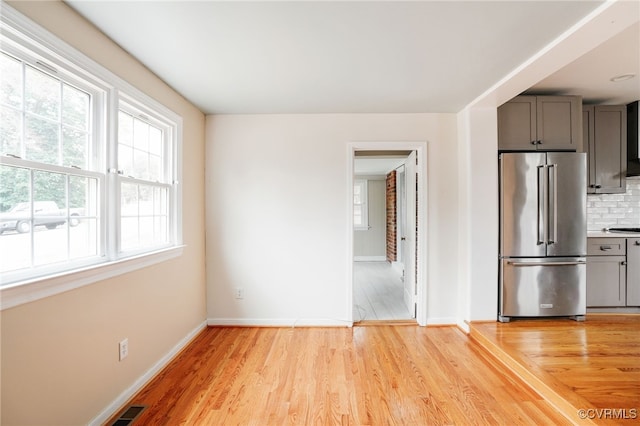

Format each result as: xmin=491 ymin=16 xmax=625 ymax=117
xmin=353 ymin=256 xmax=387 ymax=262
xmin=89 ymin=321 xmax=207 ymax=426
xmin=426 ymin=317 xmax=458 ymax=326
xmin=207 ymin=318 xmax=353 ymax=327
xmin=456 ymin=320 xmax=471 ymax=334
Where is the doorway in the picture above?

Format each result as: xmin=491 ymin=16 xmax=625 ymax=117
xmin=349 ymin=142 xmax=427 ymax=325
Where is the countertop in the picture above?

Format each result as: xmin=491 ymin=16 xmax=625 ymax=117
xmin=588 ymin=230 xmax=640 ymax=238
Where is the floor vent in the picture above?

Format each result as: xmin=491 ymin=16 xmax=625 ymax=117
xmin=109 ymin=405 xmax=147 ymax=426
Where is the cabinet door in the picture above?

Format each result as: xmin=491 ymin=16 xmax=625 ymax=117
xmin=592 ymin=105 xmax=627 ymax=193
xmin=627 ymin=238 xmax=640 ymax=306
xmin=584 ymin=106 xmax=597 ymax=193
xmin=586 ymin=256 xmax=626 ymax=307
xmin=498 ymin=96 xmax=536 ymax=151
xmin=536 ymin=96 xmax=581 ymax=151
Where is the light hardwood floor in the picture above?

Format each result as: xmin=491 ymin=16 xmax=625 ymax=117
xmin=108 ymin=316 xmax=640 ymax=425
xmin=109 ymin=325 xmax=570 ymax=425
xmin=353 ymin=261 xmax=413 ymax=321
xmin=470 ymin=315 xmax=640 ymax=424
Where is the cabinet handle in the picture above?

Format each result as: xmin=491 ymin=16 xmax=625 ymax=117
xmin=599 ymin=246 xmax=612 ymax=251
xmin=635 ymin=241 xmax=640 ymax=246
xmin=507 ymin=260 xmax=586 ymax=266
xmin=595 ymin=184 xmax=602 ymax=189
xmin=531 ymin=140 xmax=537 ymax=145
xmin=621 ymin=261 xmax=627 ymax=266
xmin=537 ymin=140 xmax=542 ymax=145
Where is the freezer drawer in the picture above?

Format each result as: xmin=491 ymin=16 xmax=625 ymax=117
xmin=500 ymin=258 xmax=586 ymax=319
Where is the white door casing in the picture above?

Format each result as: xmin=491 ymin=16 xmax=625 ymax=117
xmin=347 ymin=141 xmax=427 ymax=326
xmin=403 ymin=151 xmax=417 ymax=317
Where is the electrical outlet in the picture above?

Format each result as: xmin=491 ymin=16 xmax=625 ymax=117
xmin=119 ymin=338 xmax=129 ymax=361
xmin=235 ymin=287 xmax=244 ymax=299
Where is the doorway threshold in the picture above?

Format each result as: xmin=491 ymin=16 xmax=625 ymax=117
xmin=354 ymin=319 xmax=417 ymax=326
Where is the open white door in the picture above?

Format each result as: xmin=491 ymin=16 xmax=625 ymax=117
xmin=403 ymin=151 xmax=417 ymax=317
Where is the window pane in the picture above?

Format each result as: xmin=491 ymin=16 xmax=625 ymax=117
xmin=118 ymin=144 xmax=133 ymax=177
xmin=0 ymin=52 xmax=23 ymax=108
xmin=62 ymin=126 xmax=88 ymax=169
xmin=149 ymin=127 xmax=162 ymax=156
xmin=134 ymin=149 xmax=148 ymax=180
xmin=118 ymin=111 xmax=133 ymax=146
xmin=154 ymin=186 xmax=167 ymax=215
xmin=0 ymin=106 xmax=22 ymax=156
xmin=68 ymin=176 xmax=99 ymax=260
xmin=62 ymin=84 xmax=89 ymax=131
xmin=33 ymin=170 xmax=66 ymax=210
xmin=0 ymin=166 xmax=35 ymax=272
xmin=133 ymin=118 xmax=149 ymax=152
xmin=120 ymin=181 xmax=168 ymax=252
xmin=119 ymin=110 xmax=165 ymax=182
xmin=25 ymin=114 xmax=59 ymax=164
xmin=139 ymin=185 xmax=152 ymax=215
xmin=34 ymin=222 xmax=68 ymax=266
xmin=70 ymin=218 xmax=98 ymax=259
xmin=154 ymin=216 xmax=167 ymax=242
xmin=121 ymin=182 xmax=138 ymax=216
xmin=0 ymin=164 xmax=30 ymax=209
xmin=0 ymin=164 xmax=31 ymax=236
xmin=25 ymin=66 xmax=60 ymax=120
xmin=149 ymin=155 xmax=161 ymax=182
xmin=354 ymin=206 xmax=362 ymax=226
xmin=120 ymin=217 xmax=138 ymax=251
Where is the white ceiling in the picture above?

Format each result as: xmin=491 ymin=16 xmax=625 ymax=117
xmin=65 ymin=1 xmax=639 ymax=115
xmin=528 ymin=21 xmax=639 ymax=105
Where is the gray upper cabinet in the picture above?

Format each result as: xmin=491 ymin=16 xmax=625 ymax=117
xmin=583 ymin=105 xmax=627 ymax=194
xmin=498 ymin=95 xmax=581 ymax=151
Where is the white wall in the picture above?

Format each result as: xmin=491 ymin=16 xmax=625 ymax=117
xmin=1 ymin=2 xmax=207 ymax=425
xmin=206 ymin=113 xmax=458 ymax=325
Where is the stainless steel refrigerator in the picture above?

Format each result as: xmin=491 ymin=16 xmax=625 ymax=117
xmin=499 ymin=152 xmax=587 ymax=322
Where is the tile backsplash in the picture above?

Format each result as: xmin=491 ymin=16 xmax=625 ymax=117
xmin=587 ymin=176 xmax=640 ymax=231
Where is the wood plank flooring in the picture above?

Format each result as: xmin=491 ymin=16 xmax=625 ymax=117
xmin=109 ymin=325 xmax=569 ymax=425
xmin=353 ymin=261 xmax=413 ymax=321
xmin=470 ymin=315 xmax=640 ymax=425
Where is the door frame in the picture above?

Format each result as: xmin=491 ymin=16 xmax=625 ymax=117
xmin=347 ymin=141 xmax=428 ymax=326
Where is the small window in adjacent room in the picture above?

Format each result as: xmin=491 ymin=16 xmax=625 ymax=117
xmin=353 ymin=179 xmax=368 ymax=230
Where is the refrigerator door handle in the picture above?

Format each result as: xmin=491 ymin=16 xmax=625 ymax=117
xmin=537 ymin=165 xmax=546 ymax=245
xmin=547 ymin=164 xmax=558 ymax=245
xmin=507 ymin=260 xmax=586 ymax=266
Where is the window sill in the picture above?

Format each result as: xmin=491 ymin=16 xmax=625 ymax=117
xmin=0 ymin=245 xmax=184 ymax=311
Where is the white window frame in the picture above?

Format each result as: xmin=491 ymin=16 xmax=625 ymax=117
xmin=0 ymin=4 xmax=183 ymax=310
xmin=353 ymin=179 xmax=369 ymax=231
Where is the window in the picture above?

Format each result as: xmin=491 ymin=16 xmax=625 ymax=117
xmin=117 ymin=104 xmax=174 ymax=253
xmin=0 ymin=49 xmax=104 ymax=282
xmin=0 ymin=5 xmax=182 ymax=306
xmin=353 ymin=179 xmax=368 ymax=230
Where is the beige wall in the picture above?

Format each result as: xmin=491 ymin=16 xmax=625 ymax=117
xmin=1 ymin=2 xmax=206 ymax=425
